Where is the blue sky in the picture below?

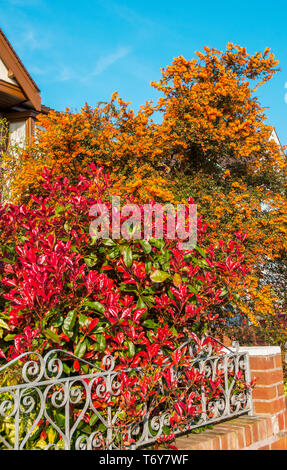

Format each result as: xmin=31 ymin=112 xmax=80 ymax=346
xmin=1 ymin=0 xmax=287 ymax=144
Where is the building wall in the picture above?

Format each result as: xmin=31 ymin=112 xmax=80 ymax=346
xmin=0 ymin=57 xmax=17 ymax=85
xmin=8 ymin=120 xmax=26 ymax=146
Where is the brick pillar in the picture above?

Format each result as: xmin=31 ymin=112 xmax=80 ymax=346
xmin=238 ymin=346 xmax=286 ymax=433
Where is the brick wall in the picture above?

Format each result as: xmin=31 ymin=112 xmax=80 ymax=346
xmin=175 ymin=346 xmax=287 ymax=450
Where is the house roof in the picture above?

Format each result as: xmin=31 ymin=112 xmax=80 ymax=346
xmin=0 ymin=27 xmax=41 ymax=111
xmin=269 ymin=127 xmax=282 ymax=147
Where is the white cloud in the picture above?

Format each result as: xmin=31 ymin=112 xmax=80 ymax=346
xmin=48 ymin=46 xmax=132 ymax=84
xmin=89 ymin=46 xmax=132 ymax=78
xmin=20 ymin=29 xmax=50 ymax=50
xmin=57 ymin=66 xmax=76 ymax=82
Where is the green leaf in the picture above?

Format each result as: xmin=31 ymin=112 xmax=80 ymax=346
xmin=191 ymin=256 xmax=209 ymax=268
xmin=149 ymin=238 xmax=165 ymax=249
xmin=188 ymin=284 xmax=201 ymax=294
xmin=35 ymin=439 xmax=48 ymax=450
xmin=143 ymin=320 xmax=158 ymax=329
xmin=74 ymin=341 xmax=87 ymax=358
xmin=55 ymin=413 xmax=66 ymax=428
xmin=1 ymin=258 xmax=15 ymax=264
xmin=194 ymin=245 xmax=207 ymax=258
xmin=117 ymin=410 xmax=126 ymax=421
xmin=162 ymin=425 xmax=170 ymax=435
xmin=55 ymin=204 xmax=71 ymax=216
xmin=48 ymin=427 xmax=57 ymax=444
xmin=96 ymin=334 xmax=106 ymax=352
xmin=102 ymin=238 xmax=117 ymax=246
xmin=136 ymin=297 xmax=146 ymax=309
xmin=108 ymin=247 xmax=120 ymax=259
xmin=145 ymin=261 xmax=152 ymax=274
xmin=44 ymin=329 xmax=60 ymax=343
xmin=122 ymin=246 xmax=133 ymax=268
xmin=173 ymin=273 xmax=182 ymax=286
xmin=63 ymin=310 xmax=77 ymax=334
xmin=78 ymin=313 xmax=89 ymax=328
xmin=143 ymin=295 xmax=156 ymax=307
xmin=139 ymin=240 xmax=152 ymax=254
xmin=219 ymin=288 xmax=228 ymax=297
xmin=127 ymin=341 xmax=135 ymax=357
xmin=170 ymin=326 xmax=178 ymax=337
xmin=4 ymin=333 xmax=15 ymax=342
xmin=150 ymin=269 xmax=170 ymax=283
xmin=84 ymin=256 xmax=97 ymax=267
xmin=84 ymin=301 xmax=105 ymax=314
xmin=90 ymin=414 xmax=99 ymax=426
xmin=63 ymin=363 xmax=71 ymax=375
xmin=0 ymin=319 xmax=10 ymax=330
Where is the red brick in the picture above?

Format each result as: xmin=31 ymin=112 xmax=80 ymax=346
xmin=235 ymin=428 xmax=245 ymax=449
xmin=275 ymin=396 xmax=286 ymax=412
xmin=274 ymin=354 xmax=283 ymax=368
xmin=270 ymin=434 xmax=287 ymax=450
xmin=220 ymin=432 xmax=229 ymax=450
xmin=199 ymin=439 xmax=213 ymax=450
xmin=175 ymin=435 xmax=207 ymax=450
xmin=252 ymin=421 xmax=259 ymax=442
xmin=253 ymin=396 xmax=285 ymax=415
xmin=195 ymin=431 xmax=221 ymax=450
xmin=257 ymin=418 xmax=267 ymax=440
xmin=276 ymin=383 xmax=284 ymax=397
xmin=244 ymin=425 xmax=252 ymax=447
xmin=265 ymin=417 xmax=274 ymax=437
xmin=250 ymin=356 xmax=275 ymax=371
xmin=253 ymin=385 xmax=277 ymax=400
xmin=194 ymin=424 xmax=233 ymax=450
xmin=253 ymin=370 xmax=283 ymax=387
xmin=227 ymin=432 xmax=237 ymax=450
xmin=235 ymin=418 xmax=256 ymax=446
xmin=223 ymin=423 xmax=247 ymax=449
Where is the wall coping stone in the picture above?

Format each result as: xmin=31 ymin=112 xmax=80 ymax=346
xmin=229 ymin=346 xmax=281 ymax=356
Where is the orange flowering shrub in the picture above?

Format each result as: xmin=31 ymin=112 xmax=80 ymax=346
xmin=152 ymin=46 xmax=286 ymax=186
xmin=2 ymin=97 xmax=174 ymax=204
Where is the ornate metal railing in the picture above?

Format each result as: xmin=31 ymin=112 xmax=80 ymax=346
xmin=0 ymin=339 xmax=253 ymax=450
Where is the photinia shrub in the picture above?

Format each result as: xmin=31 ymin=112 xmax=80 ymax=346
xmin=0 ymin=165 xmax=251 ymax=448
xmin=0 ymin=164 xmax=249 ymax=362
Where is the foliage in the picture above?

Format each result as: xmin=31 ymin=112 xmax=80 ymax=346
xmin=2 ymin=44 xmax=286 ymax=338
xmin=0 ymin=165 xmax=249 ymax=360
xmin=2 ymin=99 xmax=175 ymax=204
xmin=0 ymin=165 xmax=252 ymax=448
xmin=150 ymin=44 xmax=287 ymax=333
